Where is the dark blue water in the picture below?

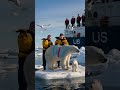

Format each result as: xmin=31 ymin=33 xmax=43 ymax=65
xmin=0 ymin=58 xmax=18 ymax=90
xmin=35 ymin=57 xmax=85 ymax=90
xmin=35 ymin=77 xmax=85 ymax=90
xmin=35 ymin=48 xmax=85 ymax=90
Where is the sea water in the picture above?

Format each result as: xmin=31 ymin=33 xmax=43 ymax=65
xmin=35 ymin=48 xmax=120 ymax=90
xmin=35 ymin=78 xmax=85 ymax=90
xmin=0 ymin=58 xmax=18 ymax=90
xmin=35 ymin=50 xmax=85 ymax=90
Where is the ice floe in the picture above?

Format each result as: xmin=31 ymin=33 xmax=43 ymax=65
xmin=35 ymin=65 xmax=85 ymax=80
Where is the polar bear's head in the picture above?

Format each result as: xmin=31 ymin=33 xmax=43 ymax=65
xmin=67 ymin=45 xmax=80 ymax=54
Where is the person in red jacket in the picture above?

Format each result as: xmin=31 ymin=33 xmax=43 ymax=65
xmin=76 ymin=14 xmax=81 ymax=27
xmin=82 ymin=15 xmax=85 ymax=26
xmin=65 ymin=18 xmax=69 ymax=29
xmin=71 ymin=16 xmax=75 ymax=27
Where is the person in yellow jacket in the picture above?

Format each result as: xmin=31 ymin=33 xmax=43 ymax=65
xmin=55 ymin=33 xmax=69 ymax=46
xmin=16 ymin=21 xmax=35 ymax=90
xmin=55 ymin=33 xmax=69 ymax=67
xmin=42 ymin=35 xmax=53 ymax=70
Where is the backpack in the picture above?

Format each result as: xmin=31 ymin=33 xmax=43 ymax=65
xmin=18 ymin=32 xmax=33 ymax=54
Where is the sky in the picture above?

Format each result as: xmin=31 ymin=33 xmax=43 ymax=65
xmin=35 ymin=0 xmax=85 ymax=48
xmin=0 ymin=0 xmax=34 ymax=49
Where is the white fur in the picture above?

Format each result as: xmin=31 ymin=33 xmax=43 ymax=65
xmin=45 ymin=45 xmax=80 ymax=70
xmin=91 ymin=80 xmax=103 ymax=90
xmin=24 ymin=51 xmax=34 ymax=90
xmin=72 ymin=60 xmax=78 ymax=72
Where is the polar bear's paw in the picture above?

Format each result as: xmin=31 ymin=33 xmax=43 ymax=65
xmin=66 ymin=66 xmax=71 ymax=70
xmin=75 ymin=69 xmax=78 ymax=72
xmin=47 ymin=68 xmax=54 ymax=70
xmin=72 ymin=60 xmax=78 ymax=72
xmin=61 ymin=66 xmax=67 ymax=70
xmin=53 ymin=66 xmax=58 ymax=69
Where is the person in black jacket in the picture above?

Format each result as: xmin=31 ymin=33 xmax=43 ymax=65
xmin=42 ymin=35 xmax=53 ymax=70
xmin=82 ymin=15 xmax=85 ymax=26
xmin=65 ymin=18 xmax=69 ymax=29
xmin=71 ymin=16 xmax=75 ymax=27
xmin=76 ymin=14 xmax=81 ymax=27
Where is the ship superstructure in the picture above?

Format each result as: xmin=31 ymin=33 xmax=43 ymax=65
xmin=86 ymin=0 xmax=120 ymax=27
xmin=64 ymin=25 xmax=85 ymax=48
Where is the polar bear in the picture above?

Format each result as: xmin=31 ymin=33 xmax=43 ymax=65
xmin=85 ymin=46 xmax=106 ymax=65
xmin=24 ymin=50 xmax=35 ymax=90
xmin=72 ymin=60 xmax=78 ymax=72
xmin=45 ymin=45 xmax=80 ymax=70
xmin=90 ymin=80 xmax=103 ymax=90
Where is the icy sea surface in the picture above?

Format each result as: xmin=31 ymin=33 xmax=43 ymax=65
xmin=35 ymin=47 xmax=85 ymax=90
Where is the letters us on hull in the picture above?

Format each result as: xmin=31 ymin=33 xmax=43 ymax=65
xmin=66 ymin=37 xmax=85 ymax=48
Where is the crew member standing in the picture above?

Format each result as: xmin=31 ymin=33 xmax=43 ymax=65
xmin=42 ymin=35 xmax=53 ymax=70
xmin=76 ymin=14 xmax=81 ymax=27
xmin=55 ymin=33 xmax=69 ymax=68
xmin=71 ymin=16 xmax=75 ymax=27
xmin=65 ymin=18 xmax=69 ymax=29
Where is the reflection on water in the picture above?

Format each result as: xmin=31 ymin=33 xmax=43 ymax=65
xmin=0 ymin=61 xmax=17 ymax=79
xmin=0 ymin=58 xmax=18 ymax=90
xmin=85 ymin=63 xmax=120 ymax=90
xmin=35 ymin=50 xmax=85 ymax=90
xmin=35 ymin=77 xmax=85 ymax=90
xmin=35 ymin=49 xmax=85 ymax=90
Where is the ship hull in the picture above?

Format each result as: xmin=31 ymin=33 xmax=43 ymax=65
xmin=86 ymin=26 xmax=120 ymax=53
xmin=66 ymin=37 xmax=85 ymax=49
